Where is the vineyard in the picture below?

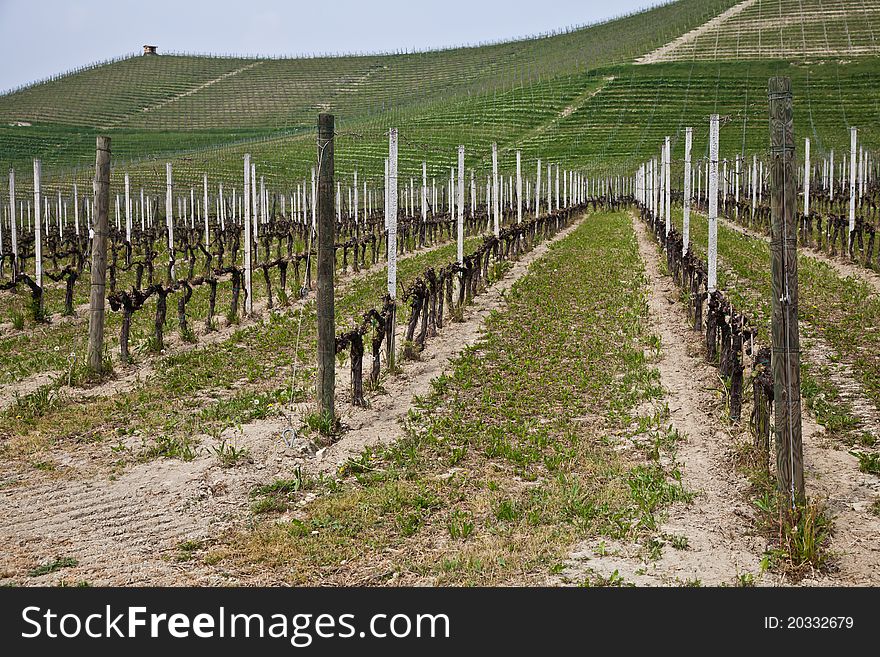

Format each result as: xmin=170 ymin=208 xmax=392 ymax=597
xmin=0 ymin=0 xmax=879 ymax=589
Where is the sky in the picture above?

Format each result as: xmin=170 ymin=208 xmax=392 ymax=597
xmin=0 ymin=0 xmax=662 ymax=93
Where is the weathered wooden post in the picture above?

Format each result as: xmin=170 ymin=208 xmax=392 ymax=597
xmin=768 ymin=76 xmax=805 ymax=510
xmin=316 ymin=113 xmax=336 ymax=420
xmin=516 ymin=150 xmax=522 ymax=223
xmin=8 ymin=169 xmax=16 ymax=280
xmin=848 ymin=127 xmax=857 ymax=238
xmin=88 ymin=136 xmax=111 ymax=374
xmin=457 ymin=146 xmax=465 ymax=263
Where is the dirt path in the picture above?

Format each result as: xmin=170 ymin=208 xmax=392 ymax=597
xmin=0 ymin=218 xmax=585 ymax=586
xmin=559 ymin=214 xmax=766 ymax=586
xmin=800 ymin=414 xmax=880 ymax=585
xmin=635 ymin=0 xmax=757 ymax=64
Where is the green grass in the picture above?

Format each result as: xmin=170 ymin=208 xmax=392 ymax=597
xmin=205 ymin=212 xmax=688 ymax=585
xmin=0 ymin=0 xmax=735 ymax=173
xmin=28 ymin=557 xmax=78 ymax=577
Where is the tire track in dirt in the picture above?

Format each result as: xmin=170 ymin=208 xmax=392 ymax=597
xmin=0 ymin=220 xmax=582 ymax=586
xmin=559 ymin=214 xmax=766 ymax=586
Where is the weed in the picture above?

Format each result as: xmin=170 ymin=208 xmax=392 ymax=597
xmin=736 ymin=572 xmax=755 ymax=587
xmin=251 ymin=467 xmax=313 ymax=514
xmin=627 ymin=464 xmax=691 ymax=530
xmin=851 ymin=450 xmax=880 ymax=475
xmin=338 ymin=449 xmax=375 ymax=478
xmin=10 ymin=312 xmax=25 ymax=330
xmin=447 ymin=509 xmax=474 ymax=540
xmin=763 ymin=501 xmax=832 ymax=578
xmin=175 ymin=540 xmax=203 ymax=562
xmin=142 ymin=434 xmax=199 ymax=461
xmin=10 ymin=385 xmax=64 ymax=421
xmin=29 ymin=557 xmax=78 ymax=577
xmin=210 ymin=439 xmax=251 ymax=468
xmin=579 ymin=569 xmax=628 ymax=587
xmin=303 ymin=410 xmax=340 ymax=440
xmin=180 ymin=326 xmax=197 ymax=344
xmin=646 ymin=536 xmax=663 ymax=560
xmin=493 ymin=499 xmax=520 ymax=522
xmin=667 ymin=534 xmax=689 ymax=550
xmin=447 ymin=444 xmax=467 ymax=466
xmin=65 ymin=349 xmax=113 ymax=387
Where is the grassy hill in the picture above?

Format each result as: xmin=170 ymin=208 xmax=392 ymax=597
xmin=0 ymin=0 xmax=878 ymax=196
xmin=0 ymin=0 xmax=737 ymax=172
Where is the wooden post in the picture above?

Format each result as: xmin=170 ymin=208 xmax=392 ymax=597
xmin=491 ymin=143 xmax=499 ymax=236
xmin=316 ymin=113 xmax=336 ymax=420
xmin=8 ymin=169 xmax=16 ymax=279
xmin=768 ymin=76 xmax=805 ymax=510
xmin=516 ymin=150 xmax=522 ymax=223
xmin=457 ymin=146 xmax=465 ymax=263
xmin=88 ymin=137 xmax=111 ymax=374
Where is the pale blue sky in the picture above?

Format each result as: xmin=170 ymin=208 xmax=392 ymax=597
xmin=0 ymin=0 xmax=662 ymax=93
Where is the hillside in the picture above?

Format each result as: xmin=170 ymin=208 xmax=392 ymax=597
xmin=0 ymin=0 xmax=737 ymax=172
xmin=0 ymin=0 xmax=878 ymax=191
